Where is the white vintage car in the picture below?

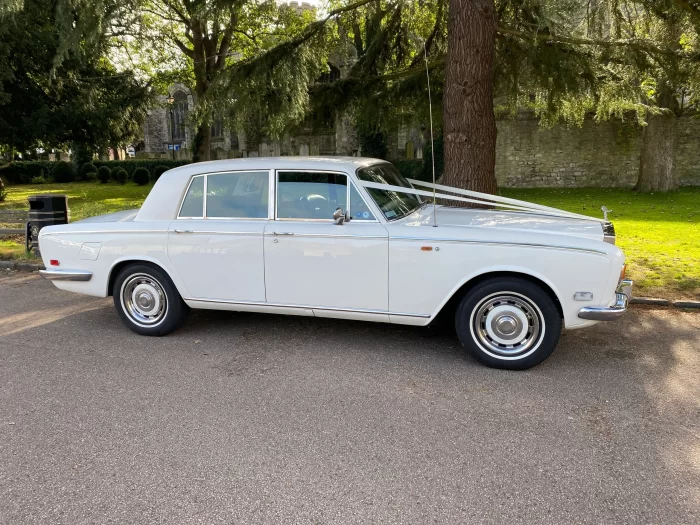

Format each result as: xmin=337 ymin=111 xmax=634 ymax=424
xmin=39 ymin=157 xmax=631 ymax=370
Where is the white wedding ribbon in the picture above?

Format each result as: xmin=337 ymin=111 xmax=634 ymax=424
xmin=357 ymin=178 xmax=605 ymax=223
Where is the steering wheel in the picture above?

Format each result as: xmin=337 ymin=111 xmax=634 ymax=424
xmin=299 ymin=194 xmax=329 ymax=219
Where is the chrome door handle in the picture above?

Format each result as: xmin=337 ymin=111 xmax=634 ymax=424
xmin=174 ymin=229 xmax=194 ymax=234
xmin=273 ymin=232 xmax=295 ymax=236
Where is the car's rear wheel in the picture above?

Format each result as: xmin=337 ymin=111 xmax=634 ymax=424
xmin=112 ymin=263 xmax=188 ymax=336
xmin=455 ymin=277 xmax=562 ymax=370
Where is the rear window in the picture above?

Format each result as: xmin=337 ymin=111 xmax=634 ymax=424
xmin=179 ymin=176 xmax=204 ymax=218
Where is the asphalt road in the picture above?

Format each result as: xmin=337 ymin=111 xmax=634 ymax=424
xmin=0 ymin=272 xmax=698 ymax=524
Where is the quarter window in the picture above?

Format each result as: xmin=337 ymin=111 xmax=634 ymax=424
xmin=206 ymin=171 xmax=269 ymax=219
xmin=179 ymin=176 xmax=204 ymax=218
xmin=349 ymin=183 xmax=375 ymax=221
xmin=277 ymin=171 xmax=347 ymax=220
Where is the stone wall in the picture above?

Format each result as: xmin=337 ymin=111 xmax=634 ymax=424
xmin=496 ymin=115 xmax=700 ymax=188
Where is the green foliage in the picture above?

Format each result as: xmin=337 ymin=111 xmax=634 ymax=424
xmin=72 ymin=147 xmax=94 ymax=175
xmin=0 ymin=178 xmax=6 ymax=202
xmin=30 ymin=175 xmax=48 ymax=184
xmin=153 ymin=165 xmax=169 ymax=181
xmin=392 ymin=159 xmax=423 ymax=181
xmin=93 ymin=159 xmax=189 ymax=178
xmin=132 ymin=167 xmax=150 ymax=186
xmin=115 ymin=169 xmax=128 ymax=185
xmin=0 ymin=161 xmax=54 ymax=184
xmin=358 ymin=125 xmax=388 ymax=159
xmin=0 ymin=0 xmax=152 ymax=156
xmin=97 ymin=166 xmax=111 ymax=184
xmin=51 ymin=160 xmax=74 ymax=183
xmin=423 ymin=135 xmax=444 ymax=182
xmin=77 ymin=162 xmax=97 ymax=181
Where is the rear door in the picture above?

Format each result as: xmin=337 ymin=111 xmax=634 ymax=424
xmin=167 ymin=170 xmax=271 ymax=302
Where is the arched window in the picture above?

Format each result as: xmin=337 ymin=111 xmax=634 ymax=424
xmin=211 ymin=115 xmax=224 ymax=139
xmin=170 ymin=91 xmax=188 ymax=141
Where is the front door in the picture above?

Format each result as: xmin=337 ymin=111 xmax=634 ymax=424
xmin=263 ymin=170 xmax=389 ymax=312
xmin=167 ymin=170 xmax=271 ymax=302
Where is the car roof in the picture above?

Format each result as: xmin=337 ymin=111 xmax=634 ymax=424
xmin=163 ymin=156 xmax=385 ymax=175
xmin=135 ymin=156 xmax=388 ymax=221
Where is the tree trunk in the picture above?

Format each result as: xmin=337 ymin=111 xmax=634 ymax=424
xmin=441 ymin=0 xmax=498 ymax=197
xmin=637 ymin=110 xmax=677 ymax=193
xmin=192 ymin=124 xmax=211 ymax=163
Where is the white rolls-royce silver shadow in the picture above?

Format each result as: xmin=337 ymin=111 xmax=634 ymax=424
xmin=39 ymin=157 xmax=631 ymax=370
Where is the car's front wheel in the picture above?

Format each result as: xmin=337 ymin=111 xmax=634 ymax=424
xmin=455 ymin=277 xmax=562 ymax=370
xmin=112 ymin=263 xmax=189 ymax=336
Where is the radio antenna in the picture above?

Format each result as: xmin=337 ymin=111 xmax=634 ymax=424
xmin=423 ymin=40 xmax=437 ymax=227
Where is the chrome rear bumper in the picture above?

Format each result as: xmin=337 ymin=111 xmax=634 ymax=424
xmin=578 ymin=280 xmax=633 ymax=321
xmin=39 ymin=269 xmax=92 ymax=282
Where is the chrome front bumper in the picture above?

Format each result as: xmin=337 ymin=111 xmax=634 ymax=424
xmin=578 ymin=279 xmax=633 ymax=321
xmin=39 ymin=269 xmax=92 ymax=282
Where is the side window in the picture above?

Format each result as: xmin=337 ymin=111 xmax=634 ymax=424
xmin=277 ymin=171 xmax=347 ymax=220
xmin=206 ymin=171 xmax=269 ymax=219
xmin=349 ymin=183 xmax=376 ymax=221
xmin=179 ymin=176 xmax=204 ymax=218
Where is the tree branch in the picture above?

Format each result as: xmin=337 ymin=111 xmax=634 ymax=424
xmin=173 ymin=37 xmax=194 ymax=59
xmin=497 ymin=24 xmax=685 ymax=59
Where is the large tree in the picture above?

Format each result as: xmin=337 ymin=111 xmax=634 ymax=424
xmin=441 ymin=0 xmax=498 ymax=194
xmin=0 ymin=0 xmax=152 ymax=158
xmin=57 ymin=0 xmax=377 ymax=161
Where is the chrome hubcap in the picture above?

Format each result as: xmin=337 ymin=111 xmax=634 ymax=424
xmin=472 ymin=293 xmax=542 ymax=357
xmin=120 ymin=273 xmax=167 ymax=327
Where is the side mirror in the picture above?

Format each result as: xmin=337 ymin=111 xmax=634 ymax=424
xmin=333 ymin=207 xmax=345 ymax=225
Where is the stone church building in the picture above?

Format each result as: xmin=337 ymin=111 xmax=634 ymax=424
xmin=138 ymin=2 xmax=425 ymax=162
xmin=139 ymin=82 xmax=426 ymax=162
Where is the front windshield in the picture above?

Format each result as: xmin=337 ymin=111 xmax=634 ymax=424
xmin=356 ymin=163 xmax=422 ymax=221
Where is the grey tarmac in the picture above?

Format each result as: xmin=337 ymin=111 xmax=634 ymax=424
xmin=0 ymin=272 xmax=698 ymax=524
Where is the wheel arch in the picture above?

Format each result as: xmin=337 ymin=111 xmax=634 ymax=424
xmin=431 ymin=270 xmax=564 ymax=326
xmin=107 ymin=258 xmax=183 ymax=297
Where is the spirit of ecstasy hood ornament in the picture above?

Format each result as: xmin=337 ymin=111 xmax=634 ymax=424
xmin=601 ymin=206 xmax=611 ymax=221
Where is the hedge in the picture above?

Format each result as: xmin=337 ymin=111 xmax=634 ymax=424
xmin=93 ymin=159 xmax=190 ymax=179
xmin=52 ymin=161 xmax=75 ymax=183
xmin=0 ymin=161 xmax=55 ymax=184
xmin=0 ymin=159 xmax=190 ymax=184
xmin=97 ymin=166 xmax=111 ymax=184
xmin=132 ymin=167 xmax=150 ymax=186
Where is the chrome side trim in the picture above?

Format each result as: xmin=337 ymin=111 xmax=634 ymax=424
xmin=171 ymin=230 xmax=259 ymax=236
xmin=577 ymin=279 xmax=633 ymax=321
xmin=390 ymin=236 xmax=608 ymax=255
xmin=183 ymin=297 xmax=431 ymax=318
xmin=263 ymin=232 xmax=386 ymax=240
xmin=40 ymin=230 xmax=166 ymax=236
xmin=39 ymin=269 xmax=92 ymax=282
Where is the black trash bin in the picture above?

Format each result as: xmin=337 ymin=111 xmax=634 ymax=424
xmin=28 ymin=194 xmax=68 ymax=257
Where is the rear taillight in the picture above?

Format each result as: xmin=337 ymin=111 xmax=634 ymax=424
xmin=49 ymin=259 xmax=60 ymax=266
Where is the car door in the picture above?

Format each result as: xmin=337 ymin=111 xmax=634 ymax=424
xmin=263 ymin=170 xmax=389 ymax=314
xmin=167 ymin=170 xmax=271 ymax=302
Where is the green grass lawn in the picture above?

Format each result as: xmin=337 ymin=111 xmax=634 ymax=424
xmin=1 ymin=181 xmax=698 ymax=300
